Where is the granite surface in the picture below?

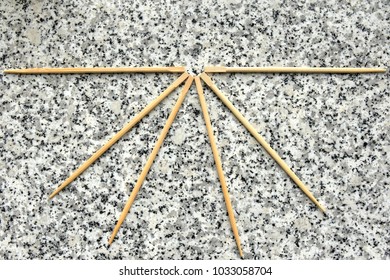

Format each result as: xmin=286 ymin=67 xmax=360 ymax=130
xmin=0 ymin=0 xmax=389 ymax=259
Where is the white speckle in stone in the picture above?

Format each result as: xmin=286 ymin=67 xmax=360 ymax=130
xmin=25 ymin=28 xmax=41 ymax=46
xmin=32 ymin=1 xmax=43 ymax=14
xmin=172 ymin=127 xmax=185 ymax=145
xmin=294 ymin=217 xmax=311 ymax=231
xmin=110 ymin=101 xmax=121 ymax=114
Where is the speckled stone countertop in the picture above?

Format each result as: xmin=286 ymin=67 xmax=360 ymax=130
xmin=0 ymin=0 xmax=389 ymax=259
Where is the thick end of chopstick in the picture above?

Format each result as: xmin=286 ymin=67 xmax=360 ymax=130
xmin=167 ymin=66 xmax=187 ymax=73
xmin=204 ymin=66 xmax=227 ymax=73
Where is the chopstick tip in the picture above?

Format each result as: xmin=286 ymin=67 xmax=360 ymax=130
xmin=318 ymin=203 xmax=326 ymax=213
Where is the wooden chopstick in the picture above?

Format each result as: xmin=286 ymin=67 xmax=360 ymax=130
xmin=108 ymin=76 xmax=194 ymax=245
xmin=195 ymin=77 xmax=244 ymax=257
xmin=49 ymin=72 xmax=189 ymax=199
xmin=200 ymin=73 xmax=326 ymax=213
xmin=204 ymin=66 xmax=387 ymax=74
xmin=4 ymin=66 xmax=186 ymax=74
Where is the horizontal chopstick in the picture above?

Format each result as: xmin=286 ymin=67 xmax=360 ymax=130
xmin=4 ymin=66 xmax=186 ymax=74
xmin=204 ymin=66 xmax=387 ymax=74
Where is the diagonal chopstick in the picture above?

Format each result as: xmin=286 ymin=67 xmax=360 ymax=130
xmin=108 ymin=76 xmax=194 ymax=245
xmin=49 ymin=72 xmax=189 ymax=199
xmin=200 ymin=73 xmax=325 ymax=213
xmin=195 ymin=76 xmax=244 ymax=257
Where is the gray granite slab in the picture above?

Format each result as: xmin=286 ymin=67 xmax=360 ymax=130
xmin=0 ymin=0 xmax=389 ymax=259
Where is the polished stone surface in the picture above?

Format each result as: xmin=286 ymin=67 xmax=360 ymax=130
xmin=0 ymin=0 xmax=389 ymax=259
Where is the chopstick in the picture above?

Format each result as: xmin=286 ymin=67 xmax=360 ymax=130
xmin=49 ymin=72 xmax=189 ymax=199
xmin=5 ymin=65 xmax=386 ymax=74
xmin=108 ymin=76 xmax=194 ymax=245
xmin=204 ymin=66 xmax=387 ymax=74
xmin=4 ymin=66 xmax=186 ymax=74
xmin=195 ymin=77 xmax=244 ymax=258
xmin=200 ymin=73 xmax=326 ymax=213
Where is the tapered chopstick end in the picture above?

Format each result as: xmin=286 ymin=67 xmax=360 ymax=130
xmin=239 ymin=249 xmax=244 ymax=259
xmin=317 ymin=203 xmax=326 ymax=214
xmin=48 ymin=192 xmax=56 ymax=200
xmin=3 ymin=69 xmax=16 ymax=74
xmin=108 ymin=234 xmax=115 ymax=246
